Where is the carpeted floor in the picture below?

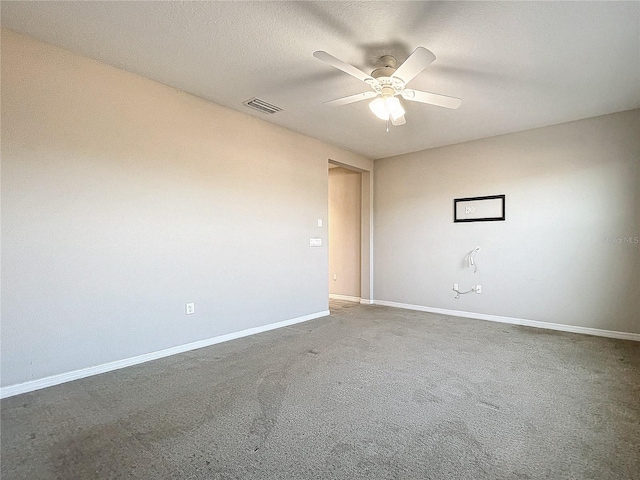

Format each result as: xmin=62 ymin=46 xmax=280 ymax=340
xmin=2 ymin=301 xmax=639 ymax=479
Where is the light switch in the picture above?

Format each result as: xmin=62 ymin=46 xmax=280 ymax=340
xmin=317 ymin=219 xmax=323 ymax=227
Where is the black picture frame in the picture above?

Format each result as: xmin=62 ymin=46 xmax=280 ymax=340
xmin=454 ymin=194 xmax=506 ymax=223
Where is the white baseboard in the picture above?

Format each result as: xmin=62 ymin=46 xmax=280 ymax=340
xmin=373 ymin=300 xmax=640 ymax=342
xmin=0 ymin=310 xmax=330 ymax=400
xmin=360 ymin=299 xmax=374 ymax=305
xmin=329 ymin=294 xmax=361 ymax=302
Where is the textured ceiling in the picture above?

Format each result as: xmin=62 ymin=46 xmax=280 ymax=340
xmin=2 ymin=1 xmax=639 ymax=159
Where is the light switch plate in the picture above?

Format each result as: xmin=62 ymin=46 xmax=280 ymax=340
xmin=317 ymin=219 xmax=323 ymax=227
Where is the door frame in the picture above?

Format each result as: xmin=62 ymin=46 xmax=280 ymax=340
xmin=328 ymin=159 xmax=373 ymax=304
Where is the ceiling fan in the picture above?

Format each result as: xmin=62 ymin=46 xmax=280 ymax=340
xmin=313 ymin=47 xmax=461 ymax=128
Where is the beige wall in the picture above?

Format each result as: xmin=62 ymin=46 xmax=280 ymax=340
xmin=374 ymin=109 xmax=640 ymax=334
xmin=328 ymin=167 xmax=361 ymax=298
xmin=0 ymin=30 xmax=372 ymax=387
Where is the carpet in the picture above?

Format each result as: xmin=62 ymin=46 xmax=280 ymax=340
xmin=2 ymin=302 xmax=639 ymax=479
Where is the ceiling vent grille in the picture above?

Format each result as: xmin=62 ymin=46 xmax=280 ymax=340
xmin=243 ymin=97 xmax=283 ymax=114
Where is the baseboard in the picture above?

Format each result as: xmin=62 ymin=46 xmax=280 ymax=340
xmin=0 ymin=310 xmax=330 ymax=400
xmin=329 ymin=294 xmax=361 ymax=302
xmin=373 ymin=300 xmax=640 ymax=342
xmin=359 ymin=299 xmax=374 ymax=305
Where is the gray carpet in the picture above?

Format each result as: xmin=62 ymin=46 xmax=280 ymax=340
xmin=2 ymin=301 xmax=639 ymax=479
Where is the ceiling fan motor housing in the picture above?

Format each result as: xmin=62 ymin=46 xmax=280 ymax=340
xmin=369 ymin=56 xmax=406 ymax=96
xmin=371 ymin=66 xmax=396 ymax=79
xmin=368 ymin=75 xmax=406 ymax=96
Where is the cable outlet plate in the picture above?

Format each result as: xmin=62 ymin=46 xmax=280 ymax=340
xmin=453 ymin=283 xmax=459 ymax=291
xmin=475 ymin=285 xmax=482 ymax=294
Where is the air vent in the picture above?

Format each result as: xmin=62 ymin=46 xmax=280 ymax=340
xmin=243 ymin=97 xmax=283 ymax=115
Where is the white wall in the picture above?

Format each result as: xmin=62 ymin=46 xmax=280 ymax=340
xmin=374 ymin=109 xmax=640 ymax=334
xmin=328 ymin=167 xmax=361 ymax=298
xmin=0 ymin=30 xmax=372 ymax=388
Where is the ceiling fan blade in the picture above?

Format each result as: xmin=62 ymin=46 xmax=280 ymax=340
xmin=323 ymin=91 xmax=377 ymax=106
xmin=401 ymin=89 xmax=462 ymax=109
xmin=392 ymin=47 xmax=436 ymax=84
xmin=391 ymin=115 xmax=406 ymax=126
xmin=313 ymin=51 xmax=374 ymax=83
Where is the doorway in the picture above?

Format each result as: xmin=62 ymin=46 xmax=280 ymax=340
xmin=328 ymin=163 xmax=362 ymax=303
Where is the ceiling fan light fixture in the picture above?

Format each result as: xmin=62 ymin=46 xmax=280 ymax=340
xmin=386 ymin=96 xmax=405 ymax=121
xmin=369 ymin=96 xmax=405 ymax=121
xmin=369 ymin=97 xmax=389 ymax=120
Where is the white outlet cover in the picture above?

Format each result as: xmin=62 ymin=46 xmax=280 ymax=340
xmin=309 ymin=238 xmax=322 ymax=247
xmin=186 ymin=303 xmax=195 ymax=314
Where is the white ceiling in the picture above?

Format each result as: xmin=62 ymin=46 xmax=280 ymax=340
xmin=2 ymin=1 xmax=639 ymax=159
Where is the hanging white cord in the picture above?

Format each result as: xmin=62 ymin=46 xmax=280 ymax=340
xmin=468 ymin=246 xmax=481 ymax=273
xmin=453 ymin=246 xmax=481 ymax=299
xmin=453 ymin=286 xmax=476 ymax=299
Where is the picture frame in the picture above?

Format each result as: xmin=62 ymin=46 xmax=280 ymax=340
xmin=454 ymin=194 xmax=505 ymax=223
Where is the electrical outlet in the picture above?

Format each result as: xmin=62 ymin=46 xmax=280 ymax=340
xmin=475 ymin=285 xmax=482 ymax=294
xmin=186 ymin=303 xmax=195 ymax=315
xmin=309 ymin=238 xmax=322 ymax=247
xmin=453 ymin=283 xmax=459 ymax=291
